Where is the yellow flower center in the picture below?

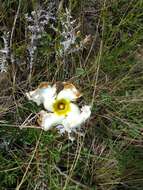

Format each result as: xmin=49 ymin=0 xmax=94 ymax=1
xmin=53 ymin=99 xmax=71 ymax=116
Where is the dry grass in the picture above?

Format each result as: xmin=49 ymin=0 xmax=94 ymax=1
xmin=0 ymin=0 xmax=143 ymax=190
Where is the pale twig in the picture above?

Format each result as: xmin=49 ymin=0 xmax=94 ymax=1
xmin=0 ymin=123 xmax=41 ymax=129
xmin=10 ymin=0 xmax=21 ymax=49
xmin=16 ymin=131 xmax=42 ymax=190
xmin=19 ymin=113 xmax=37 ymax=129
xmin=91 ymin=0 xmax=106 ymax=107
xmin=63 ymin=135 xmax=85 ymax=190
xmin=55 ymin=165 xmax=90 ymax=190
xmin=0 ymin=166 xmax=20 ymax=173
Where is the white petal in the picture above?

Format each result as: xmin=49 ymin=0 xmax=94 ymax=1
xmin=38 ymin=110 xmax=65 ymax=131
xmin=57 ymin=83 xmax=81 ymax=101
xmin=26 ymin=83 xmax=56 ymax=111
xmin=62 ymin=104 xmax=91 ymax=132
xmin=80 ymin=105 xmax=91 ymax=122
xmin=43 ymin=95 xmax=56 ymax=112
xmin=61 ymin=103 xmax=81 ymax=133
xmin=26 ymin=90 xmax=42 ymax=106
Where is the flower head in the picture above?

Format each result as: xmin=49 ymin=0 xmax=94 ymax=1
xmin=26 ymin=82 xmax=91 ymax=140
xmin=53 ymin=98 xmax=71 ymax=116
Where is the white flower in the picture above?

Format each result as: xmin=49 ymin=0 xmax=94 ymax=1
xmin=26 ymin=82 xmax=91 ymax=139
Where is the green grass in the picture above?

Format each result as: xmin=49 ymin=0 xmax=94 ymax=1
xmin=0 ymin=0 xmax=143 ymax=189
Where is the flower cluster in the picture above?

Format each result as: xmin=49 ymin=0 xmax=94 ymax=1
xmin=25 ymin=8 xmax=55 ymax=71
xmin=0 ymin=32 xmax=10 ymax=72
xmin=60 ymin=8 xmax=77 ymax=53
xmin=26 ymin=82 xmax=91 ymax=140
xmin=56 ymin=8 xmax=92 ymax=56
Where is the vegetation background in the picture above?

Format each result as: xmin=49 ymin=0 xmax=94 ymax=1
xmin=0 ymin=0 xmax=143 ymax=189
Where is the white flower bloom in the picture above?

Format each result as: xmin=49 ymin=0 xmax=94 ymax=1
xmin=26 ymin=82 xmax=91 ymax=139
